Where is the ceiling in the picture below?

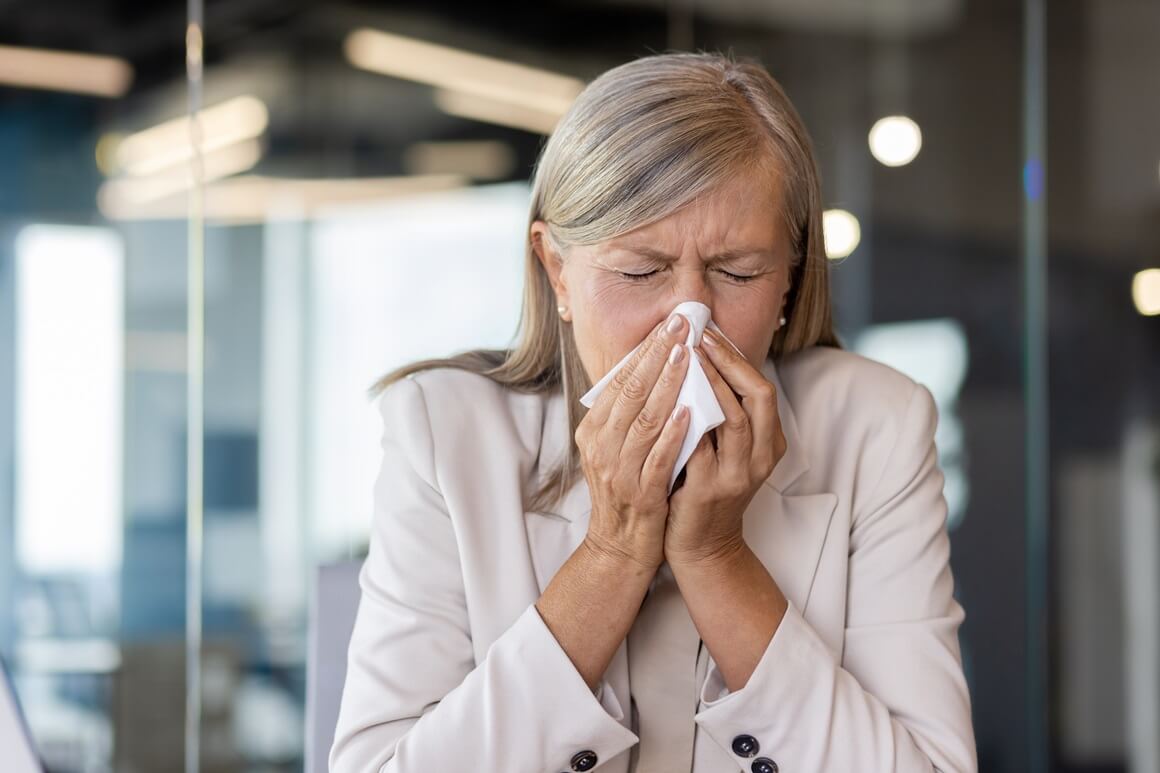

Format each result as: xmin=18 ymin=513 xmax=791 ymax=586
xmin=0 ymin=0 xmax=1156 ymax=267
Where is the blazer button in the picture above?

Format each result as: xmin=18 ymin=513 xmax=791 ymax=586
xmin=731 ymin=734 xmax=760 ymax=757
xmin=751 ymin=757 xmax=779 ymax=773
xmin=570 ymin=750 xmax=598 ymax=771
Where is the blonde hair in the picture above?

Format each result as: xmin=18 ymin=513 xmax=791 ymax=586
xmin=369 ymin=51 xmax=840 ymax=512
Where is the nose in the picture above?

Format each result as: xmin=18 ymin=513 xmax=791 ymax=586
xmin=671 ymin=264 xmax=713 ymax=308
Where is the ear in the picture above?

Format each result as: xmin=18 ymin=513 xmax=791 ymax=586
xmin=530 ymin=220 xmax=571 ymax=321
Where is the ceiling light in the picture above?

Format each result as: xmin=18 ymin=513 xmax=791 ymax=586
xmin=98 ymin=173 xmax=467 ymax=222
xmin=97 ymin=139 xmax=263 ymax=210
xmin=433 ymin=89 xmax=562 ymax=135
xmin=823 ymin=209 xmax=861 ymax=259
xmin=109 ymin=95 xmax=269 ymax=177
xmin=345 ymin=28 xmax=582 ymax=127
xmin=1132 ymin=268 xmax=1160 ymax=316
xmin=869 ymin=115 xmax=922 ymax=167
xmin=0 ymin=44 xmax=132 ymax=97
xmin=403 ymin=140 xmax=517 ymax=180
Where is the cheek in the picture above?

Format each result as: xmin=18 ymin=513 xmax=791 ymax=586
xmin=710 ymin=287 xmax=787 ymax=362
xmin=571 ymin=279 xmax=659 ymax=377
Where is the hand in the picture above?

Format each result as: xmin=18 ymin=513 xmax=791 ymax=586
xmin=575 ymin=312 xmax=693 ymax=571
xmin=664 ymin=327 xmax=787 ymax=567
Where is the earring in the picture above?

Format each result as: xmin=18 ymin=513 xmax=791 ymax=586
xmin=557 ymin=305 xmax=568 ymax=317
xmin=779 ymin=316 xmax=787 ymax=327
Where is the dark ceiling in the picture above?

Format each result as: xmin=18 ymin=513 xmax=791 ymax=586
xmin=0 ymin=0 xmax=1156 ymax=270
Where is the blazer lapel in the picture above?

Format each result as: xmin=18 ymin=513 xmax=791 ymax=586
xmin=522 ymin=387 xmax=592 ymax=593
xmin=746 ymin=357 xmax=838 ymax=616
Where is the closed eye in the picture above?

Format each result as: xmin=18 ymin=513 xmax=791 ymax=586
xmin=717 ymin=269 xmax=757 ymax=282
xmin=615 ymin=268 xmax=758 ymax=282
xmin=616 ymin=269 xmax=661 ymax=281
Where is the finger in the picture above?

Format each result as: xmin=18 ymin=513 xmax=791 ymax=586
xmin=701 ymin=329 xmax=780 ymax=461
xmin=683 ymin=431 xmax=717 ymax=480
xmin=621 ymin=337 xmax=691 ymax=473
xmin=600 ymin=313 xmax=688 ymax=436
xmin=701 ymin=328 xmax=773 ymax=400
xmin=693 ymin=346 xmax=752 ymax=468
xmin=582 ymin=317 xmax=667 ymax=426
xmin=639 ymin=399 xmax=691 ymax=497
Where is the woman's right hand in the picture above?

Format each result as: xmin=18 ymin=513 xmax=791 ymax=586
xmin=575 ymin=311 xmax=692 ymax=572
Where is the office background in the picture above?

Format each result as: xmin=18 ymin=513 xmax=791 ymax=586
xmin=0 ymin=0 xmax=1158 ymax=771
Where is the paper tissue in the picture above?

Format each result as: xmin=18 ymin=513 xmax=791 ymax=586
xmin=579 ymin=301 xmax=742 ymax=493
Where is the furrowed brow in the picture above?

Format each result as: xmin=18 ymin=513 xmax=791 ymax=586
xmin=619 ymin=245 xmax=775 ymax=264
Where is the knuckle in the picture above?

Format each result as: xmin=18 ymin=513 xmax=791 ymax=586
xmin=618 ymin=375 xmax=649 ymax=403
xmin=631 ymin=408 xmax=662 ymax=437
xmin=726 ymin=412 xmax=750 ymax=432
xmin=610 ymin=363 xmax=635 ymax=389
xmin=589 ymin=460 xmax=611 ymax=485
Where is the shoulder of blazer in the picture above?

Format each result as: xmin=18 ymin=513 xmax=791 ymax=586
xmin=398 ymin=366 xmax=548 ymax=426
xmin=382 ymin=366 xmax=553 ymax=479
xmin=777 ymin=346 xmax=921 ymax=419
xmin=774 ymin=346 xmax=931 ymax=492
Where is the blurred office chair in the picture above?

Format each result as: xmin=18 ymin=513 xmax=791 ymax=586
xmin=305 ymin=560 xmax=363 ymax=773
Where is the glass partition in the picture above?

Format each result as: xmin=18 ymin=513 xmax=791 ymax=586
xmin=2 ymin=1 xmax=1158 ymax=771
xmin=0 ymin=24 xmax=192 ymax=773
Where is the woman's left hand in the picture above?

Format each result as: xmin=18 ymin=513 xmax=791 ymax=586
xmin=664 ymin=327 xmax=788 ymax=567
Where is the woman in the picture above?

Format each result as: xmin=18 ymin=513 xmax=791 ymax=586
xmin=330 ymin=52 xmax=976 ymax=772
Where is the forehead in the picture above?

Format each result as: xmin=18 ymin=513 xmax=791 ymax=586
xmin=607 ymin=166 xmax=787 ymax=253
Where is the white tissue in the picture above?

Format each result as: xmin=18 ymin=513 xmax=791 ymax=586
xmin=579 ymin=301 xmax=741 ymax=494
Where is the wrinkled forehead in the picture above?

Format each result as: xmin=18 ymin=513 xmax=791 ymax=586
xmin=599 ymin=168 xmax=790 ymax=256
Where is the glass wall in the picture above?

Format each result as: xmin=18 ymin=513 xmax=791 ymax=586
xmin=1046 ymin=2 xmax=1160 ymax=771
xmin=0 ymin=1 xmax=1157 ymax=771
xmin=0 ymin=31 xmax=189 ymax=773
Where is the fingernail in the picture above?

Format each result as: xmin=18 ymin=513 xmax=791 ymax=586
xmin=666 ymin=314 xmax=684 ymax=335
xmin=668 ymin=343 xmax=684 ymax=365
xmin=671 ymin=404 xmax=687 ymax=422
xmin=702 ymin=329 xmax=718 ymax=347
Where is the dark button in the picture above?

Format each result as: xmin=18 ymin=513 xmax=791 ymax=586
xmin=731 ymin=734 xmax=760 ymax=757
xmin=751 ymin=757 xmax=779 ymax=773
xmin=570 ymin=749 xmax=598 ymax=771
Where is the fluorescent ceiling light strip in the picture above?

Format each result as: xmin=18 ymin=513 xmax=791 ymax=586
xmin=345 ymin=28 xmax=583 ymax=115
xmin=434 ymin=89 xmax=561 ymax=135
xmin=403 ymin=140 xmax=516 ymax=180
xmin=114 ymin=95 xmax=269 ymax=176
xmin=0 ymin=44 xmax=132 ymax=97
xmin=99 ymin=173 xmax=467 ymax=222
xmin=99 ymin=138 xmax=263 ymax=209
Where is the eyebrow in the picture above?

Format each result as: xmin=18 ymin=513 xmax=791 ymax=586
xmin=613 ymin=245 xmax=775 ymax=264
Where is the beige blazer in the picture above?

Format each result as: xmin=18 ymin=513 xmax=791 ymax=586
xmin=330 ymin=345 xmax=978 ymax=773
